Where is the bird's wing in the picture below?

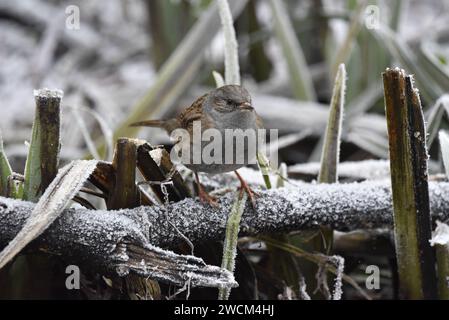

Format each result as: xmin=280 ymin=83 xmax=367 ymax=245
xmin=178 ymin=93 xmax=207 ymax=130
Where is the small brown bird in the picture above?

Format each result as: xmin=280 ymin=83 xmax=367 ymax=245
xmin=131 ymin=85 xmax=263 ymax=207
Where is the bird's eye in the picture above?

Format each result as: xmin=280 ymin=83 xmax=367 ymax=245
xmin=226 ymin=99 xmax=234 ymax=106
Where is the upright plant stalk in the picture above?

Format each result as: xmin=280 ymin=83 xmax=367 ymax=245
xmin=218 ymin=0 xmax=240 ymax=85
xmin=276 ymin=163 xmax=287 ymax=188
xmin=268 ymin=0 xmax=316 ymax=101
xmin=218 ymin=192 xmax=248 ymax=300
xmin=215 ymin=0 xmax=248 ymax=300
xmin=296 ymin=64 xmax=346 ymax=298
xmin=107 ymin=138 xmax=160 ymax=299
xmin=0 ymin=129 xmax=13 ymax=197
xmin=4 ymin=88 xmax=62 ymax=299
xmin=267 ymin=161 xmax=306 ymax=297
xmin=108 ymin=138 xmax=139 ymax=210
xmin=316 ymin=63 xmax=346 ymax=253
xmin=330 ymin=1 xmax=365 ymax=79
xmin=318 ymin=64 xmax=346 ymax=184
xmin=23 ymin=89 xmax=62 ymax=202
xmin=256 ymin=152 xmax=272 ymax=190
xmin=212 ymin=70 xmax=225 ymax=88
xmin=383 ymin=68 xmax=437 ymax=299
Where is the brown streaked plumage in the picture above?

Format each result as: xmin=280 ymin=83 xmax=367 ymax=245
xmin=130 ymin=84 xmax=263 ymax=207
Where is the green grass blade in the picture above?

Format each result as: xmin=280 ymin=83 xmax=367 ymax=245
xmin=219 ymin=192 xmax=247 ymax=300
xmin=318 ymin=64 xmax=346 ymax=183
xmin=218 ymin=0 xmax=240 ymax=85
xmin=373 ymin=27 xmax=444 ymax=102
xmin=0 ymin=129 xmax=13 ymax=197
xmin=426 ymin=95 xmax=449 ymax=148
xmin=439 ymin=130 xmax=449 ymax=179
xmin=330 ymin=1 xmax=365 ymax=79
xmin=268 ymin=0 xmax=316 ymax=101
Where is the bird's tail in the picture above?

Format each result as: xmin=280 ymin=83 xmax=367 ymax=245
xmin=129 ymin=120 xmax=166 ymax=128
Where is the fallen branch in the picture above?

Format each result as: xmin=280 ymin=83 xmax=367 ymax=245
xmin=0 ymin=195 xmax=237 ymax=289
xmin=1 ymin=177 xmax=449 ymax=256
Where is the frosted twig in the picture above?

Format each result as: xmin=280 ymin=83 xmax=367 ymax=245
xmin=161 ymin=182 xmax=195 ymax=256
xmin=168 ymin=275 xmax=192 ymax=300
xmin=313 ymin=254 xmax=344 ymax=300
xmin=138 ymin=178 xmax=195 ymax=256
xmin=298 ymin=274 xmax=311 ymax=300
xmin=331 ymin=255 xmax=345 ymax=300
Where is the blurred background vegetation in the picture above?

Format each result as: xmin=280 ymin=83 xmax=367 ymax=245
xmin=1 ymin=0 xmax=449 ymax=299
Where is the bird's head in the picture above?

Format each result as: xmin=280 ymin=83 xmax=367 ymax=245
xmin=205 ymin=84 xmax=253 ymax=115
xmin=204 ymin=85 xmax=256 ymax=130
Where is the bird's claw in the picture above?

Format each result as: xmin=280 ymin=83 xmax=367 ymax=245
xmin=238 ymin=183 xmax=258 ymax=209
xmin=235 ymin=171 xmax=258 ymax=209
xmin=198 ymin=186 xmax=219 ymax=207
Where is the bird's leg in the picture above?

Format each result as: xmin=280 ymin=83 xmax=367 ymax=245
xmin=194 ymin=172 xmax=218 ymax=207
xmin=234 ymin=170 xmax=258 ymax=208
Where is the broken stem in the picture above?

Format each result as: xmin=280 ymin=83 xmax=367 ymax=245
xmin=383 ymin=68 xmax=437 ymax=299
xmin=23 ymin=88 xmax=62 ymax=202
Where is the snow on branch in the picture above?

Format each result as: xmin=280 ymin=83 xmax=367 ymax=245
xmin=1 ymin=178 xmax=449 ymax=252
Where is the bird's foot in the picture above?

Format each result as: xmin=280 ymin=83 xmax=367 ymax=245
xmin=194 ymin=171 xmax=219 ymax=207
xmin=235 ymin=171 xmax=258 ymax=208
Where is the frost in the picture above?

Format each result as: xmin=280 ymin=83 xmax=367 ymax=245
xmin=33 ymin=88 xmax=64 ymax=99
xmin=2 ymin=173 xmax=449 ymax=290
xmin=289 ymin=159 xmax=390 ymax=180
xmin=127 ymin=243 xmax=237 ymax=289
xmin=116 ymin=265 xmax=129 ymax=277
xmin=298 ymin=275 xmax=311 ymax=300
xmin=331 ymin=255 xmax=345 ymax=300
xmin=0 ymin=160 xmax=98 ymax=269
xmin=149 ymin=148 xmax=163 ymax=167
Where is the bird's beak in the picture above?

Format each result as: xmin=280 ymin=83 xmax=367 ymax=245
xmin=239 ymin=102 xmax=254 ymax=110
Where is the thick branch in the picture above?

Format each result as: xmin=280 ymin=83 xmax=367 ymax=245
xmin=1 ymin=179 xmax=449 ymax=252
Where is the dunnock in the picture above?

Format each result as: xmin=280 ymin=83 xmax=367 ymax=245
xmin=131 ymin=85 xmax=263 ymax=207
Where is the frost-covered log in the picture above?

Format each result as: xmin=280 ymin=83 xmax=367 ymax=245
xmin=0 ymin=196 xmax=237 ymax=289
xmin=1 ymin=179 xmax=449 ymax=252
